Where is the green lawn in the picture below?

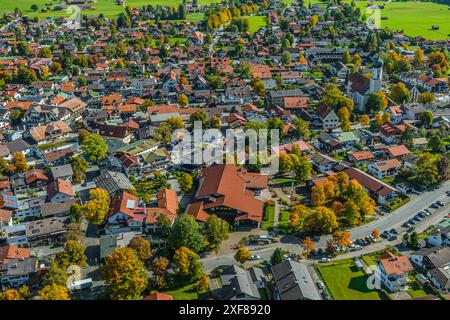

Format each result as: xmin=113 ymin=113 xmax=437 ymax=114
xmin=407 ymin=282 xmax=434 ymax=298
xmin=261 ymin=205 xmax=275 ymax=231
xmin=316 ymin=259 xmax=389 ymax=300
xmin=247 ymin=15 xmax=267 ymax=33
xmin=160 ymin=283 xmax=209 ymax=300
xmin=169 ymin=37 xmax=187 ymax=45
xmin=279 ymin=210 xmax=291 ymax=227
xmin=2 ymin=0 xmax=217 ymax=19
xmin=361 ymin=252 xmax=381 ymax=268
xmin=271 ymin=177 xmax=296 ymax=185
xmin=37 ymin=138 xmax=74 ymax=150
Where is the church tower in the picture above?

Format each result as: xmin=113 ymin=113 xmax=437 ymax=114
xmin=370 ymin=56 xmax=383 ymax=93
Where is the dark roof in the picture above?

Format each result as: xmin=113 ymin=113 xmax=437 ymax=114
xmin=271 ymin=260 xmax=321 ymax=300
xmin=349 ymin=72 xmax=370 ymax=94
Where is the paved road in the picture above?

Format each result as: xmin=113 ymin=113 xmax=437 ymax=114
xmin=200 ymin=181 xmax=450 ymax=272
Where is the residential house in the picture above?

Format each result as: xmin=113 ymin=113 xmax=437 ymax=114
xmin=210 ymin=265 xmax=261 ymax=300
xmin=94 ymin=170 xmax=134 ymax=197
xmin=368 ymin=159 xmax=402 ymax=179
xmin=144 ymin=189 xmax=178 ymax=233
xmin=47 ymin=178 xmax=75 ymax=202
xmin=271 ymin=260 xmax=321 ymax=300
xmin=377 ymin=251 xmax=413 ymax=292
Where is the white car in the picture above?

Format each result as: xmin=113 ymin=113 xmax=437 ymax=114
xmin=319 ymin=258 xmax=331 ymax=263
xmin=316 ymin=281 xmax=325 ymax=289
xmin=250 ymin=255 xmax=261 ymax=261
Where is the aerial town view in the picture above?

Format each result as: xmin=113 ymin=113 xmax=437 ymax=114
xmin=0 ymin=0 xmax=449 ymax=308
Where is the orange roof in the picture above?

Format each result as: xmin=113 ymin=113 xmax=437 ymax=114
xmin=0 ymin=209 xmax=13 ymax=223
xmin=147 ymin=105 xmax=179 ymax=115
xmin=142 ymin=292 xmax=173 ymax=300
xmin=24 ymin=169 xmax=48 ymax=184
xmin=386 ymin=145 xmax=410 ymax=157
xmin=157 ymin=189 xmax=178 ymax=216
xmin=283 ymin=97 xmax=309 ymax=109
xmin=348 ymin=150 xmax=375 ymax=161
xmin=0 ymin=244 xmax=31 ymax=259
xmin=379 ymin=252 xmax=413 ymax=276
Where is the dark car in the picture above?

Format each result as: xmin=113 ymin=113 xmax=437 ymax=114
xmin=390 ymin=228 xmax=398 ymax=235
xmin=380 ymin=232 xmax=389 ymax=239
xmin=322 ymin=291 xmax=330 ymax=300
xmin=365 ymin=237 xmax=373 ymax=243
xmin=403 ymin=222 xmax=411 ymax=228
xmin=388 ymin=235 xmax=398 ymax=241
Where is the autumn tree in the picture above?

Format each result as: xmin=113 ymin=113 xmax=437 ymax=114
xmin=55 ymin=240 xmax=87 ymax=269
xmin=156 ymin=214 xmax=172 ymax=238
xmin=414 ymin=152 xmax=440 ymax=187
xmin=12 ymin=152 xmax=28 ymax=172
xmin=209 ymin=116 xmax=221 ymax=129
xmin=331 ymin=231 xmax=351 ymax=248
xmin=372 ymin=229 xmax=380 ymax=240
xmin=343 ymin=200 xmax=361 ymax=226
xmin=360 ymin=115 xmax=370 ymax=126
xmin=311 ymin=184 xmax=327 ymax=206
xmin=80 ymin=188 xmax=109 ymax=225
xmin=197 ymin=274 xmax=209 ymax=291
xmin=250 ymin=77 xmax=266 ymax=96
xmin=0 ymin=286 xmax=30 ymax=300
xmin=301 ymin=237 xmax=315 ymax=257
xmin=342 ymin=50 xmax=351 ymax=65
xmin=294 ymin=156 xmax=312 ymax=182
xmin=279 ymin=153 xmax=294 ymax=173
xmin=39 ymin=284 xmax=70 ymax=300
xmin=311 ymin=206 xmax=338 ymax=234
xmin=234 ymin=246 xmax=252 ymax=265
xmin=190 ymin=109 xmax=208 ymax=126
xmin=151 ymin=256 xmax=170 ymax=288
xmin=71 ymin=156 xmax=88 ymax=184
xmin=418 ymin=92 xmax=435 ymax=104
xmin=413 ymin=48 xmax=424 ymax=66
xmin=204 ymin=214 xmax=229 ymax=253
xmin=177 ymin=93 xmax=189 ymax=107
xmin=390 ymin=82 xmax=410 ymax=104
xmin=173 ymin=246 xmax=203 ymax=282
xmin=102 ymin=248 xmax=148 ymax=300
xmin=128 ymin=237 xmax=152 ymax=262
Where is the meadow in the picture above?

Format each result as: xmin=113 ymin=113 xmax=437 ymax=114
xmin=306 ymin=0 xmax=450 ymax=40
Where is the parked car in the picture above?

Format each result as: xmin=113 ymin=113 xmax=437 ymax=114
xmin=262 ymin=260 xmax=272 ymax=266
xmin=251 ymin=255 xmax=261 ymax=261
xmin=418 ymin=212 xmax=426 ymax=218
xmin=414 ymin=214 xmax=424 ymax=221
xmin=322 ymin=291 xmax=330 ymax=300
xmin=407 ymin=226 xmax=415 ymax=233
xmin=431 ymin=203 xmax=439 ymax=209
xmin=380 ymin=232 xmax=389 ymax=239
xmin=409 ymin=219 xmax=418 ymax=225
xmin=388 ymin=235 xmax=398 ymax=241
xmin=319 ymin=258 xmax=331 ymax=263
xmin=402 ymin=222 xmax=411 ymax=228
xmin=316 ymin=281 xmax=325 ymax=290
xmin=390 ymin=228 xmax=398 ymax=235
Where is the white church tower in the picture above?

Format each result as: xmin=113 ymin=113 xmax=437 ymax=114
xmin=369 ymin=56 xmax=383 ymax=93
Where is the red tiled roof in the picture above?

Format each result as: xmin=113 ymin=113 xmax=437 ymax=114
xmin=348 ymin=150 xmax=375 ymax=161
xmin=379 ymin=252 xmax=413 ymax=276
xmin=386 ymin=145 xmax=410 ymax=157
xmin=142 ymin=292 xmax=173 ymax=300
xmin=0 ymin=244 xmax=31 ymax=259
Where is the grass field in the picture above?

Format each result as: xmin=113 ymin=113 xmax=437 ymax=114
xmin=261 ymin=205 xmax=275 ymax=231
xmin=316 ymin=259 xmax=389 ymax=300
xmin=247 ymin=15 xmax=267 ymax=33
xmin=307 ymin=0 xmax=450 ymax=40
xmin=159 ymin=283 xmax=209 ymax=300
xmin=1 ymin=0 xmax=218 ymax=19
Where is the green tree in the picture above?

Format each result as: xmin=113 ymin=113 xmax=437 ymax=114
xmin=102 ymin=248 xmax=147 ymax=300
xmin=418 ymin=92 xmax=435 ymax=104
xmin=342 ymin=50 xmax=351 ymax=65
xmin=43 ymin=261 xmax=68 ymax=287
xmin=270 ymin=248 xmax=285 ymax=265
xmin=9 ymin=109 xmax=23 ymax=125
xmin=209 ymin=116 xmax=221 ymax=129
xmin=294 ymin=156 xmax=312 ymax=182
xmin=250 ymin=77 xmax=266 ymax=96
xmin=156 ymin=214 xmax=172 ymax=239
xmin=414 ymin=152 xmax=440 ymax=187
xmin=190 ymin=109 xmax=208 ymax=126
xmin=178 ymin=173 xmax=193 ymax=192
xmin=38 ymin=47 xmax=52 ymax=58
xmin=204 ymin=214 xmax=229 ymax=253
xmin=81 ymin=134 xmax=108 ymax=162
xmin=168 ymin=215 xmax=205 ymax=253
xmin=420 ymin=110 xmax=433 ymax=128
xmin=281 ymin=51 xmax=291 ymax=65
xmin=428 ymin=135 xmax=445 ymax=152
xmin=71 ymin=156 xmax=88 ymax=184
xmin=366 ymin=92 xmax=387 ymax=113
xmin=31 ymin=4 xmax=39 ymax=11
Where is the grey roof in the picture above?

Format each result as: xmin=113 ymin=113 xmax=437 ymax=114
xmin=217 ymin=265 xmax=261 ymax=300
xmin=50 ymin=164 xmax=74 ymax=179
xmin=94 ymin=170 xmax=134 ymax=195
xmin=40 ymin=198 xmax=78 ymax=217
xmin=6 ymin=139 xmax=31 ymax=153
xmin=429 ymin=267 xmax=450 ymax=289
xmin=414 ymin=246 xmax=450 ymax=268
xmin=5 ymin=257 xmax=38 ymax=276
xmin=99 ymin=232 xmax=135 ymax=260
xmin=271 ymin=260 xmax=321 ymax=300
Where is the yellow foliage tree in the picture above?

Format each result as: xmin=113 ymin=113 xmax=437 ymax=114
xmin=39 ymin=284 xmax=70 ymax=300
